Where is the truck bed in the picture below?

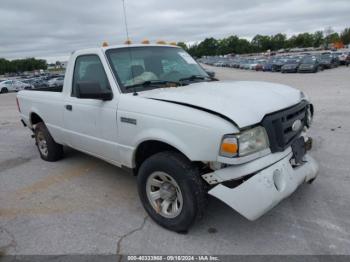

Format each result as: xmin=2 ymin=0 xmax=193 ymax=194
xmin=29 ymin=86 xmax=63 ymax=92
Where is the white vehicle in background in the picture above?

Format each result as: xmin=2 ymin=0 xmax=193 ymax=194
xmin=0 ymin=80 xmax=32 ymax=93
xmin=48 ymin=77 xmax=64 ymax=88
xmin=336 ymin=52 xmax=349 ymax=65
xmin=17 ymin=44 xmax=319 ymax=232
xmin=248 ymin=60 xmax=259 ymax=70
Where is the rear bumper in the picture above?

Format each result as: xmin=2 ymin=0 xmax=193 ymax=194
xmin=208 ymin=152 xmax=318 ymax=220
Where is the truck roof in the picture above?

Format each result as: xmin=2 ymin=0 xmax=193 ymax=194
xmin=73 ymin=44 xmax=181 ymax=54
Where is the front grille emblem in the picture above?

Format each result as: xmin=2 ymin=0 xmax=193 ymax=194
xmin=292 ymin=119 xmax=302 ymax=132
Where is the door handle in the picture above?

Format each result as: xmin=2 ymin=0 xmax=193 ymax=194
xmin=65 ymin=105 xmax=73 ymax=111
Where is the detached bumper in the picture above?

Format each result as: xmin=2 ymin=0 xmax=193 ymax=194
xmin=208 ymin=153 xmax=318 ymax=220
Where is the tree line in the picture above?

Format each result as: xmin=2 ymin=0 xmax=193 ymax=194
xmin=178 ymin=27 xmax=350 ymax=58
xmin=0 ymin=58 xmax=47 ymax=75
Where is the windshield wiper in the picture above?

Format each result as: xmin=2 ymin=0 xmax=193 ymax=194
xmin=124 ymin=80 xmax=181 ymax=90
xmin=178 ymin=75 xmax=209 ymax=82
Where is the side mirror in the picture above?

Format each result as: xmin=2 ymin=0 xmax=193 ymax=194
xmin=205 ymin=70 xmax=215 ymax=78
xmin=76 ymin=81 xmax=113 ymax=101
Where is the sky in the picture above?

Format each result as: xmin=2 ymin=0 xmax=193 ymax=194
xmin=0 ymin=0 xmax=349 ymax=63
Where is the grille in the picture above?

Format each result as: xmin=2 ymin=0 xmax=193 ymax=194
xmin=261 ymin=101 xmax=308 ymax=153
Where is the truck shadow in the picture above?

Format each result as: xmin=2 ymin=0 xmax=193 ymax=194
xmin=60 ymin=147 xmax=323 ymax=240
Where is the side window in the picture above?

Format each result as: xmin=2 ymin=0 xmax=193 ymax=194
xmin=72 ymin=55 xmax=111 ymax=97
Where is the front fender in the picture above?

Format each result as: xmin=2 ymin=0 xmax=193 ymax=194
xmin=117 ymin=115 xmax=231 ymax=168
xmin=132 ymin=128 xmax=195 ymax=165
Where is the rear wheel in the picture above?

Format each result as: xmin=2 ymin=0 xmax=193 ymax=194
xmin=0 ymin=88 xmax=8 ymax=94
xmin=34 ymin=122 xmax=63 ymax=161
xmin=137 ymin=151 xmax=206 ymax=232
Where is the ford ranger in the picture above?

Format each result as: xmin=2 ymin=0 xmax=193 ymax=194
xmin=17 ymin=44 xmax=318 ymax=232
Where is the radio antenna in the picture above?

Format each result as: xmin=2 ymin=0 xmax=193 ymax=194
xmin=122 ymin=0 xmax=130 ymax=43
xmin=121 ymin=0 xmax=138 ymax=95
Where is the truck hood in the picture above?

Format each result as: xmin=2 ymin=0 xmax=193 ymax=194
xmin=140 ymin=81 xmax=303 ymax=128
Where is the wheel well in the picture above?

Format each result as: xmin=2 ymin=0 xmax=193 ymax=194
xmin=30 ymin=113 xmax=44 ymax=126
xmin=134 ymin=140 xmax=185 ymax=172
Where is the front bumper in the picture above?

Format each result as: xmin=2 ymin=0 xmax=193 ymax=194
xmin=282 ymin=67 xmax=297 ymax=72
xmin=298 ymin=68 xmax=314 ymax=72
xmin=208 ymin=152 xmax=318 ymax=220
xmin=320 ymin=64 xmax=331 ymax=68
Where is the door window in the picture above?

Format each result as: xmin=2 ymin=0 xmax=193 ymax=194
xmin=72 ymin=55 xmax=111 ymax=97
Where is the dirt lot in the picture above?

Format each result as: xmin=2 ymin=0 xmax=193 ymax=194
xmin=1 ymin=67 xmax=350 ymax=255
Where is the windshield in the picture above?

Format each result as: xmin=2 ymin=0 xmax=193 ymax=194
xmin=302 ymin=57 xmax=316 ymax=64
xmin=106 ymin=46 xmax=209 ymax=92
xmin=321 ymin=54 xmax=331 ymax=59
xmin=286 ymin=59 xmax=298 ymax=64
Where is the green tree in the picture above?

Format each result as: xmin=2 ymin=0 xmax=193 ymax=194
xmin=271 ymin=33 xmax=287 ymax=50
xmin=194 ymin=37 xmax=220 ymax=57
xmin=0 ymin=58 xmax=47 ymax=74
xmin=179 ymin=27 xmax=349 ymax=57
xmin=177 ymin=42 xmax=188 ymax=51
xmin=340 ymin=28 xmax=350 ymax=45
xmin=251 ymin=34 xmax=272 ymax=51
xmin=313 ymin=31 xmax=324 ymax=47
xmin=325 ymin=33 xmax=340 ymax=45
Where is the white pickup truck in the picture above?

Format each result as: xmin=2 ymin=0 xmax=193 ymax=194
xmin=17 ymin=44 xmax=318 ymax=232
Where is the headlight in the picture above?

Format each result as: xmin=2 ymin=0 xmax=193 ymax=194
xmin=220 ymin=126 xmax=269 ymax=158
xmin=306 ymin=104 xmax=314 ymax=127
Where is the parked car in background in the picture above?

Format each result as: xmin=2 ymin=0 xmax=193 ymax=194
xmin=319 ymin=53 xmax=339 ymax=69
xmin=200 ymin=49 xmax=349 ymax=74
xmin=281 ymin=58 xmax=301 ymax=73
xmin=346 ymin=53 xmax=350 ymax=67
xmin=48 ymin=77 xmax=64 ymax=88
xmin=298 ymin=56 xmax=320 ymax=73
xmin=248 ymin=59 xmax=259 ymax=70
xmin=0 ymin=80 xmax=32 ymax=93
xmin=32 ymin=79 xmax=49 ymax=89
xmin=271 ymin=58 xmax=286 ymax=72
xmin=21 ymin=79 xmax=36 ymax=89
xmin=263 ymin=58 xmax=275 ymax=71
xmin=255 ymin=59 xmax=267 ymax=71
xmin=239 ymin=59 xmax=248 ymax=69
xmin=335 ymin=52 xmax=348 ymax=65
xmin=0 ymin=80 xmax=10 ymax=93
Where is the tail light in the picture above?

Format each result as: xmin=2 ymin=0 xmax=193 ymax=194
xmin=16 ymin=97 xmax=21 ymax=113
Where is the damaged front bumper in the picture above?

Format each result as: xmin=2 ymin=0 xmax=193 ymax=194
xmin=207 ymin=151 xmax=319 ymax=220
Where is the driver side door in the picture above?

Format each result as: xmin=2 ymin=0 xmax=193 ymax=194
xmin=63 ymin=54 xmax=120 ymax=164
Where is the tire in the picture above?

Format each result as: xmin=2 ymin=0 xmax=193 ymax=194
xmin=0 ymin=88 xmax=8 ymax=94
xmin=137 ymin=151 xmax=206 ymax=232
xmin=34 ymin=122 xmax=63 ymax=161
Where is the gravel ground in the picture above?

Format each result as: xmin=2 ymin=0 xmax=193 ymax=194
xmin=0 ymin=66 xmax=350 ymax=256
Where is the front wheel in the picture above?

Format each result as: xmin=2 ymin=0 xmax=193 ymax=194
xmin=137 ymin=151 xmax=206 ymax=232
xmin=34 ymin=122 xmax=63 ymax=161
